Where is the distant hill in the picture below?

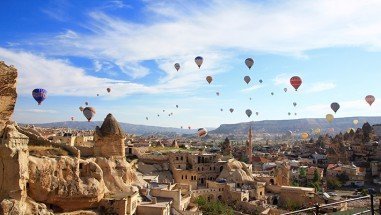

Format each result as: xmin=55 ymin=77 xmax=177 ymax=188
xmin=209 ymin=116 xmax=381 ymax=135
xmin=28 ymin=116 xmax=381 ymax=137
xmin=27 ymin=121 xmax=197 ymax=136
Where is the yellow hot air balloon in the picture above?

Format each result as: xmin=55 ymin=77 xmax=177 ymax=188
xmin=301 ymin=132 xmax=309 ymax=140
xmin=326 ymin=114 xmax=334 ymax=123
xmin=353 ymin=119 xmax=359 ymax=125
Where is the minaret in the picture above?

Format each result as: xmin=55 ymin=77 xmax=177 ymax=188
xmin=247 ymin=126 xmax=253 ymax=163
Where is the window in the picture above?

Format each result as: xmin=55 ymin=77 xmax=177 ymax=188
xmin=176 ymin=157 xmax=179 ymax=160
xmin=181 ymin=156 xmax=183 ymax=160
xmin=182 ymin=175 xmax=184 ymax=179
xmin=260 ymin=191 xmax=262 ymax=196
xmin=185 ymin=175 xmax=188 ymax=179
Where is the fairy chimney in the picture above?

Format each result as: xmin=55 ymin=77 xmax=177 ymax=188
xmin=94 ymin=114 xmax=126 ymax=158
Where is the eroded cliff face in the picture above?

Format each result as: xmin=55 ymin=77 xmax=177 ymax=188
xmin=28 ymin=156 xmax=106 ymax=212
xmin=0 ymin=62 xmax=17 ymax=138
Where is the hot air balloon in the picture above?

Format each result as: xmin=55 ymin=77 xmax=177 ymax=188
xmin=314 ymin=128 xmax=321 ymax=135
xmin=256 ymin=112 xmax=259 ymax=116
xmin=328 ymin=128 xmax=335 ymax=133
xmin=195 ymin=56 xmax=203 ymax=68
xmin=365 ymin=95 xmax=375 ymax=106
xmin=245 ymin=58 xmax=254 ymax=69
xmin=188 ymin=126 xmax=191 ymax=130
xmin=83 ymin=107 xmax=96 ymax=122
xmin=249 ymin=97 xmax=252 ymax=100
xmin=168 ymin=114 xmax=170 ymax=116
xmin=97 ymin=94 xmax=99 ymax=96
xmin=229 ymin=108 xmax=234 ymax=113
xmin=206 ymin=76 xmax=213 ymax=84
xmin=216 ymin=92 xmax=220 ymax=96
xmin=301 ymin=132 xmax=309 ymax=140
xmin=330 ymin=102 xmax=340 ymax=113
xmin=245 ymin=109 xmax=252 ymax=117
xmin=181 ymin=126 xmax=183 ymax=129
xmin=353 ymin=119 xmax=359 ymax=125
xmin=271 ymin=92 xmax=274 ymax=96
xmin=163 ymin=110 xmax=165 ymax=112
xmin=288 ymin=112 xmax=291 ymax=116
xmin=71 ymin=116 xmax=74 ymax=121
xmin=284 ymin=88 xmax=287 ymax=92
xmin=294 ymin=113 xmax=297 ymax=116
xmin=79 ymin=106 xmax=84 ymax=112
xmin=197 ymin=128 xmax=208 ymax=137
xmin=326 ymin=114 xmax=334 ymax=123
xmin=244 ymin=76 xmax=251 ymax=84
xmin=107 ymin=88 xmax=111 ymax=93
xmin=220 ymin=108 xmax=223 ymax=111
xmin=146 ymin=117 xmax=148 ymax=120
xmin=174 ymin=63 xmax=180 ymax=71
xmin=290 ymin=76 xmax=302 ymax=91
xmin=259 ymin=79 xmax=263 ymax=84
xmin=293 ymin=102 xmax=297 ymax=107
xmin=32 ymin=88 xmax=47 ymax=105
xmin=85 ymin=102 xmax=89 ymax=106
xmin=176 ymin=105 xmax=179 ymax=108
xmin=157 ymin=114 xmax=160 ymax=117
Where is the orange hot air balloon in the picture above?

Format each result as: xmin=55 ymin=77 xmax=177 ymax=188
xmin=206 ymin=76 xmax=213 ymax=84
xmin=290 ymin=76 xmax=302 ymax=91
xmin=301 ymin=132 xmax=309 ymax=140
xmin=365 ymin=95 xmax=375 ymax=106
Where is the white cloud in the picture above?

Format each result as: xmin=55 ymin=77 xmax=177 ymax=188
xmin=21 ymin=109 xmax=58 ymax=114
xmin=273 ymin=73 xmax=291 ymax=86
xmin=305 ymin=82 xmax=336 ymax=93
xmin=241 ymin=84 xmax=263 ymax=93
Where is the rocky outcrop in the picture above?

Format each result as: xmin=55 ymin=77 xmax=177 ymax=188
xmin=218 ymin=159 xmax=254 ymax=183
xmin=95 ymin=157 xmax=144 ymax=192
xmin=94 ymin=114 xmax=126 ymax=158
xmin=28 ymin=156 xmax=106 ymax=212
xmin=0 ymin=62 xmax=17 ymax=138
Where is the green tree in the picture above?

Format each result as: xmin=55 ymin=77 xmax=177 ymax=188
xmin=313 ymin=169 xmax=320 ymax=183
xmin=299 ymin=167 xmax=306 ymax=178
xmin=195 ymin=196 xmax=234 ymax=215
xmin=327 ymin=178 xmax=342 ymax=189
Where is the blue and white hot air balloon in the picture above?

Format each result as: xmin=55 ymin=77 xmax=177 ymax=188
xmin=32 ymin=88 xmax=47 ymax=105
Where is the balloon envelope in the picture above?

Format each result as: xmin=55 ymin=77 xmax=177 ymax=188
xmin=206 ymin=76 xmax=213 ymax=84
xmin=290 ymin=76 xmax=302 ymax=91
xmin=176 ymin=105 xmax=179 ymax=108
xmin=174 ymin=63 xmax=180 ymax=71
xmin=326 ymin=114 xmax=334 ymax=123
xmin=244 ymin=76 xmax=251 ymax=84
xmin=79 ymin=106 xmax=84 ymax=112
xmin=353 ymin=119 xmax=359 ymax=125
xmin=365 ymin=95 xmax=375 ymax=106
xmin=85 ymin=102 xmax=89 ymax=106
xmin=284 ymin=88 xmax=287 ymax=92
xmin=330 ymin=102 xmax=340 ymax=113
xmin=245 ymin=58 xmax=254 ymax=69
xmin=301 ymin=132 xmax=309 ymax=140
xmin=229 ymin=108 xmax=234 ymax=113
xmin=293 ymin=102 xmax=297 ymax=107
xmin=32 ymin=88 xmax=47 ymax=105
xmin=216 ymin=92 xmax=220 ymax=96
xmin=195 ymin=56 xmax=203 ymax=68
xmin=83 ymin=107 xmax=96 ymax=122
xmin=259 ymin=79 xmax=263 ymax=84
xmin=197 ymin=128 xmax=208 ymax=137
xmin=245 ymin=109 xmax=252 ymax=117
xmin=256 ymin=112 xmax=259 ymax=116
xmin=107 ymin=88 xmax=111 ymax=93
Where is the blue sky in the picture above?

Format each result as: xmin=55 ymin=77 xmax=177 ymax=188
xmin=2 ymin=0 xmax=381 ymax=128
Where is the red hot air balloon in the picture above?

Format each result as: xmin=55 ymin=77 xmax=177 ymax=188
xmin=290 ymin=76 xmax=302 ymax=91
xmin=365 ymin=95 xmax=375 ymax=106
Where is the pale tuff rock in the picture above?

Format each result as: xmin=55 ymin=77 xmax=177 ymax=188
xmin=28 ymin=156 xmax=106 ymax=212
xmin=218 ymin=159 xmax=254 ymax=183
xmin=94 ymin=114 xmax=126 ymax=158
xmin=0 ymin=62 xmax=17 ymax=138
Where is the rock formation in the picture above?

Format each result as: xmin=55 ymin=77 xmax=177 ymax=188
xmin=94 ymin=114 xmax=126 ymax=158
xmin=218 ymin=159 xmax=254 ymax=183
xmin=0 ymin=62 xmax=17 ymax=138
